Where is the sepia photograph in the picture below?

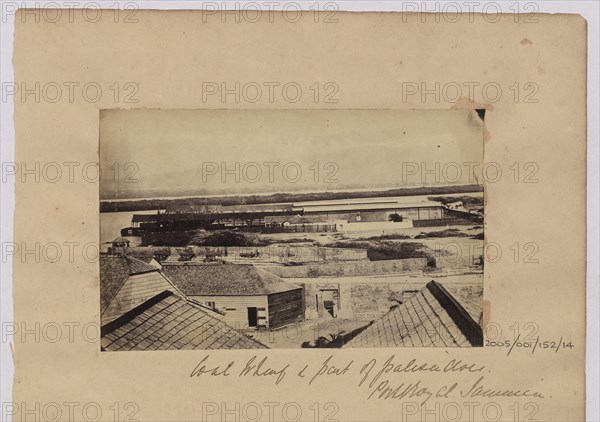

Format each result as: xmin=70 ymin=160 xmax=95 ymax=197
xmin=99 ymin=109 xmax=485 ymax=350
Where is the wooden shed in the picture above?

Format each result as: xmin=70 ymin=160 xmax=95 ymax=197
xmin=162 ymin=264 xmax=304 ymax=329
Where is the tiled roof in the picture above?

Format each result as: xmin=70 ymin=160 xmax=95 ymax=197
xmin=100 ymin=254 xmax=158 ymax=311
xmin=101 ymin=291 xmax=267 ymax=351
xmin=344 ymin=281 xmax=483 ymax=348
xmin=161 ymin=264 xmax=302 ymax=296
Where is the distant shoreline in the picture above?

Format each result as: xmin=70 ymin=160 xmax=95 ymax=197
xmin=100 ymin=184 xmax=483 ymax=213
xmin=100 ymin=183 xmax=480 ymax=203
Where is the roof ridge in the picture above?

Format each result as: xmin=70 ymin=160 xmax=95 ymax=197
xmin=101 ymin=290 xmax=175 ymax=337
xmin=124 ymin=254 xmax=159 ymax=274
xmin=425 ymin=280 xmax=483 ymax=346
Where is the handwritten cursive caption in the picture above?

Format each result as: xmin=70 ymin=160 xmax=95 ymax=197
xmin=189 ymin=354 xmax=545 ymax=404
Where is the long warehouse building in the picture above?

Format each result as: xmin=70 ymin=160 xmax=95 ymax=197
xmin=122 ymin=198 xmax=478 ymax=235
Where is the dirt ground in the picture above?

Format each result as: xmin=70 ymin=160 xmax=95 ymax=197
xmin=261 ymin=224 xmax=483 ymax=245
xmin=246 ymin=317 xmax=371 ymax=349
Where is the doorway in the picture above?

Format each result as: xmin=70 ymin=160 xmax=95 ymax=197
xmin=321 ymin=290 xmax=338 ymax=318
xmin=247 ymin=307 xmax=258 ymax=327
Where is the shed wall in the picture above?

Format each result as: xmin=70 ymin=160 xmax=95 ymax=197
xmin=190 ymin=295 xmax=268 ymax=329
xmin=267 ymin=289 xmax=304 ymax=329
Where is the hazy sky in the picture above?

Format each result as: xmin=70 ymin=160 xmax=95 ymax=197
xmin=100 ymin=109 xmax=484 ymax=197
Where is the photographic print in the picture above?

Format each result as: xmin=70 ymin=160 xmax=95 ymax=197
xmin=99 ymin=109 xmax=485 ymax=350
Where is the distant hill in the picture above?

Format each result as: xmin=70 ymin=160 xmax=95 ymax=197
xmin=100 ymin=184 xmax=484 ymax=213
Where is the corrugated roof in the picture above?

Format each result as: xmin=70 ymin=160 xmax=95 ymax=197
xmin=100 ymin=254 xmax=158 ymax=311
xmin=131 ymin=214 xmax=158 ymax=223
xmin=344 ymin=281 xmax=483 ymax=348
xmin=162 ymin=264 xmax=302 ymax=296
xmin=101 ymin=291 xmax=267 ymax=351
xmin=303 ymin=202 xmax=442 ymax=213
xmin=221 ymin=204 xmax=295 ymax=212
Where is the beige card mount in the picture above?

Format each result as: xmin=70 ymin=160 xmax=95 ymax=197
xmin=7 ymin=9 xmax=587 ymax=422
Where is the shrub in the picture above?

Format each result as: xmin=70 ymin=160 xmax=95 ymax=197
xmin=428 ymin=195 xmax=484 ymax=208
xmin=417 ymin=229 xmax=470 ymax=238
xmin=177 ymin=247 xmax=196 ymax=261
xmin=142 ymin=231 xmax=192 ymax=247
xmin=388 ymin=213 xmax=403 ymax=222
xmin=194 ymin=230 xmax=269 ymax=247
xmin=153 ymin=252 xmax=170 ymax=262
xmin=366 ymin=241 xmax=428 ymax=261
xmin=240 ymin=251 xmax=260 ymax=258
xmin=267 ymin=237 xmax=315 ymax=244
xmin=358 ymin=233 xmax=411 ymax=241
